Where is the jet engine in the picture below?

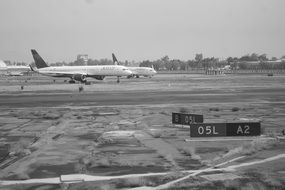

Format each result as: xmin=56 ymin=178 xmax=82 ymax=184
xmin=127 ymin=74 xmax=135 ymax=79
xmin=92 ymin=76 xmax=105 ymax=80
xmin=73 ymin=74 xmax=87 ymax=83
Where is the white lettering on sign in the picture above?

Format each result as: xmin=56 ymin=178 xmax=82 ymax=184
xmin=213 ymin=126 xmax=218 ymax=134
xmin=175 ymin=114 xmax=179 ymax=123
xmin=237 ymin=125 xmax=250 ymax=134
xmin=198 ymin=126 xmax=204 ymax=134
xmin=185 ymin=116 xmax=188 ymax=123
xmin=185 ymin=115 xmax=193 ymax=124
xmin=189 ymin=116 xmax=193 ymax=123
xmin=197 ymin=126 xmax=219 ymax=135
xmin=206 ymin=126 xmax=211 ymax=134
xmin=245 ymin=125 xmax=250 ymax=134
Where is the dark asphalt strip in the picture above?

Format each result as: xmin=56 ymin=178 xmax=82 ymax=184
xmin=1 ymin=90 xmax=283 ymax=108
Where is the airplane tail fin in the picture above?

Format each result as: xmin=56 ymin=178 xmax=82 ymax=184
xmin=31 ymin=49 xmax=49 ymax=69
xmin=0 ymin=60 xmax=7 ymax=68
xmin=112 ymin=53 xmax=119 ymax=65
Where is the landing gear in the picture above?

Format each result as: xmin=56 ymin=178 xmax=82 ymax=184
xmin=117 ymin=76 xmax=120 ymax=83
xmin=69 ymin=79 xmax=90 ymax=84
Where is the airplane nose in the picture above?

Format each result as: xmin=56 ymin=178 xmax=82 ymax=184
xmin=126 ymin=70 xmax=133 ymax=75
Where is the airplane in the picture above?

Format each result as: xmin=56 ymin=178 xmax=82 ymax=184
xmin=0 ymin=60 xmax=30 ymax=76
xmin=5 ymin=71 xmax=25 ymax=76
xmin=0 ymin=60 xmax=6 ymax=75
xmin=221 ymin=65 xmax=231 ymax=71
xmin=30 ymin=49 xmax=133 ymax=83
xmin=112 ymin=53 xmax=157 ymax=78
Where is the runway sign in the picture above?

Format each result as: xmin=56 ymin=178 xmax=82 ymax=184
xmin=226 ymin=122 xmax=261 ymax=136
xmin=190 ymin=122 xmax=261 ymax=137
xmin=172 ymin=112 xmax=204 ymax=125
xmin=190 ymin=123 xmax=226 ymax=137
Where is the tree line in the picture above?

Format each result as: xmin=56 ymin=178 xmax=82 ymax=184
xmin=5 ymin=53 xmax=285 ymax=70
xmin=139 ymin=53 xmax=285 ymax=71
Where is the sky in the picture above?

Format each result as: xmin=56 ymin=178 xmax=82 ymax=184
xmin=0 ymin=0 xmax=285 ymax=63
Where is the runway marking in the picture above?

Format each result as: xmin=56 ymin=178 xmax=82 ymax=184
xmin=214 ymin=156 xmax=245 ymax=167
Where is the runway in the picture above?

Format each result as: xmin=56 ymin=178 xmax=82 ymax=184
xmin=0 ymin=87 xmax=284 ymax=108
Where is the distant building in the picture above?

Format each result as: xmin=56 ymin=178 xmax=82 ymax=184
xmin=77 ymin=54 xmax=88 ymax=65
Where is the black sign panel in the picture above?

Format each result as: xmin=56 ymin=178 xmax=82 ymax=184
xmin=172 ymin=113 xmax=203 ymax=125
xmin=189 ymin=122 xmax=261 ymax=137
xmin=226 ymin=122 xmax=261 ymax=136
xmin=190 ymin=123 xmax=226 ymax=137
xmin=172 ymin=113 xmax=182 ymax=124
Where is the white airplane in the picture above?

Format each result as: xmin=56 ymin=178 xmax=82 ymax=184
xmin=112 ymin=53 xmax=157 ymax=78
xmin=0 ymin=60 xmax=30 ymax=76
xmin=0 ymin=60 xmax=7 ymax=74
xmin=221 ymin=65 xmax=231 ymax=71
xmin=30 ymin=50 xmax=133 ymax=83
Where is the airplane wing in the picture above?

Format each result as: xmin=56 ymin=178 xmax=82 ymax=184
xmin=29 ymin=65 xmax=35 ymax=71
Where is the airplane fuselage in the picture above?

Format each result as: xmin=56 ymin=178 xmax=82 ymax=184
xmin=111 ymin=53 xmax=157 ymax=78
xmin=36 ymin=65 xmax=132 ymax=78
xmin=0 ymin=60 xmax=29 ymax=76
xmin=127 ymin=67 xmax=157 ymax=77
